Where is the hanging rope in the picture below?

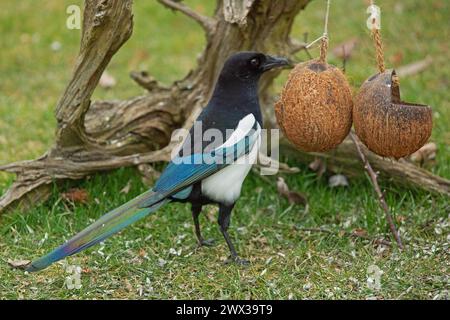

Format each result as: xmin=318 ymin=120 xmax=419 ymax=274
xmin=372 ymin=29 xmax=385 ymax=73
xmin=319 ymin=0 xmax=331 ymax=63
xmin=367 ymin=0 xmax=385 ymax=72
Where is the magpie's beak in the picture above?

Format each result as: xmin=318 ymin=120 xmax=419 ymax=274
xmin=262 ymin=55 xmax=291 ymax=71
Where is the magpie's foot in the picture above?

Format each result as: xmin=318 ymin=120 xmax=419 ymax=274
xmin=197 ymin=238 xmax=216 ymax=247
xmin=225 ymin=255 xmax=250 ymax=266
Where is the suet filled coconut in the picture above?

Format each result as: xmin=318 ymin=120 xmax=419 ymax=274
xmin=275 ymin=60 xmax=353 ymax=152
xmin=353 ymin=70 xmax=432 ymax=159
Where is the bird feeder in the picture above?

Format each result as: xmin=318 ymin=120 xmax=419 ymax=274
xmin=275 ymin=0 xmax=353 ymax=152
xmin=275 ymin=60 xmax=353 ymax=152
xmin=353 ymin=4 xmax=432 ymax=159
xmin=354 ymin=70 xmax=432 ymax=159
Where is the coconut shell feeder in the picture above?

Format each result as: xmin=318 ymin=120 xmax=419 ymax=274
xmin=354 ymin=70 xmax=432 ymax=159
xmin=353 ymin=3 xmax=433 ymax=159
xmin=275 ymin=0 xmax=353 ymax=152
xmin=275 ymin=60 xmax=353 ymax=152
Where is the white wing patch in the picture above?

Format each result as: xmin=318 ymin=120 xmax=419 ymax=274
xmin=201 ymin=114 xmax=261 ymax=205
xmin=220 ymin=113 xmax=256 ymax=148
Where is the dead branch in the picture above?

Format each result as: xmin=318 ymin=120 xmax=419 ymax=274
xmin=129 ymin=71 xmax=170 ymax=92
xmin=288 ymin=37 xmax=308 ymax=54
xmin=350 ymin=132 xmax=403 ymax=249
xmin=157 ymin=0 xmax=217 ymax=35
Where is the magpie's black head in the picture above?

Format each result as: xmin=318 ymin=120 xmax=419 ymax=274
xmin=220 ymin=51 xmax=290 ymax=82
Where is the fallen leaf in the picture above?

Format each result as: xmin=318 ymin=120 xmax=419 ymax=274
xmin=332 ymin=37 xmax=358 ymax=60
xmin=308 ymin=158 xmax=322 ymax=171
xmin=99 ymin=71 xmax=117 ymax=89
xmin=138 ymin=249 xmax=147 ymax=257
xmin=120 ymin=180 xmax=132 ymax=194
xmin=352 ymin=228 xmax=367 ymax=237
xmin=328 ymin=174 xmax=349 ymax=188
xmin=287 ymin=192 xmax=308 ymax=206
xmin=277 ymin=177 xmax=308 ymax=206
xmin=8 ymin=259 xmax=31 ymax=269
xmin=276 ymin=176 xmax=290 ymax=195
xmin=396 ymin=56 xmax=433 ymax=77
xmin=62 ymin=188 xmax=89 ymax=204
xmin=309 ymin=157 xmax=326 ymax=178
xmin=82 ymin=268 xmax=91 ymax=274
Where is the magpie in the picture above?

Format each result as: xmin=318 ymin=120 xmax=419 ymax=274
xmin=25 ymin=52 xmax=289 ymax=271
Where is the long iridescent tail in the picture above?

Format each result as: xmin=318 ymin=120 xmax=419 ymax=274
xmin=25 ymin=190 xmax=169 ymax=272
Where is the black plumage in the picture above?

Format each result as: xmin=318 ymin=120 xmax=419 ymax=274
xmin=171 ymin=51 xmax=289 ymax=264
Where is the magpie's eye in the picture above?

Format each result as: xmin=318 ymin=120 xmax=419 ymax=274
xmin=250 ymin=58 xmax=260 ymax=67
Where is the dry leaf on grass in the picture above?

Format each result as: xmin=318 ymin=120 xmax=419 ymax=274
xmin=309 ymin=157 xmax=326 ymax=178
xmin=352 ymin=228 xmax=367 ymax=237
xmin=328 ymin=174 xmax=349 ymax=188
xmin=7 ymin=259 xmax=31 ymax=269
xmin=276 ymin=177 xmax=290 ymax=195
xmin=61 ymin=188 xmax=89 ymax=204
xmin=120 ymin=180 xmax=132 ymax=194
xmin=276 ymin=177 xmax=308 ymax=206
xmin=138 ymin=249 xmax=147 ymax=258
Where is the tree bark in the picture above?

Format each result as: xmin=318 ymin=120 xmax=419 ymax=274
xmin=283 ymin=137 xmax=449 ymax=196
xmin=0 ymin=0 xmax=448 ymax=214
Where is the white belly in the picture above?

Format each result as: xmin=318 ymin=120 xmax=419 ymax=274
xmin=201 ymin=136 xmax=260 ymax=205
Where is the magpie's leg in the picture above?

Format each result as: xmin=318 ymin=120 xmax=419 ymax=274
xmin=191 ymin=204 xmax=215 ymax=247
xmin=218 ymin=203 xmax=249 ymax=265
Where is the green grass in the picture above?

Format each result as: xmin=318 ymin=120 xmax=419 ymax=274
xmin=0 ymin=1 xmax=448 ymax=299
